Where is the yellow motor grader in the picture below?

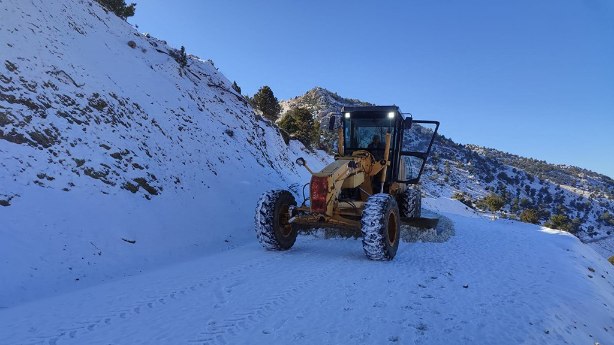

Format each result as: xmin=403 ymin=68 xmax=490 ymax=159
xmin=255 ymin=106 xmax=439 ymax=260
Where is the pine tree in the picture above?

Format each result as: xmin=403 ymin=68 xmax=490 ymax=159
xmin=231 ymin=81 xmax=242 ymax=94
xmin=252 ymin=86 xmax=281 ymax=121
xmin=279 ymin=108 xmax=319 ymax=148
xmin=95 ymin=0 xmax=136 ymax=19
xmin=177 ymin=46 xmax=187 ymax=68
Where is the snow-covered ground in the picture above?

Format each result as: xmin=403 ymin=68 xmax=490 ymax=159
xmin=1 ymin=198 xmax=612 ymax=345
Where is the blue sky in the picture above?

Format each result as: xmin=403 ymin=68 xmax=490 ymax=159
xmin=131 ymin=0 xmax=614 ymax=178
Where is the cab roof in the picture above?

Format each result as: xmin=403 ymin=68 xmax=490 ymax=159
xmin=341 ymin=105 xmax=403 ymax=117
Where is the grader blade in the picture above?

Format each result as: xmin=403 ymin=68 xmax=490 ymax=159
xmin=400 ymin=217 xmax=439 ymax=229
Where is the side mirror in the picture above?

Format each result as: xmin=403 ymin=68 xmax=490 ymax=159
xmin=328 ymin=115 xmax=336 ymax=131
xmin=295 ymin=157 xmax=314 ymax=174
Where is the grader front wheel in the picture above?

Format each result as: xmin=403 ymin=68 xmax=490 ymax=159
xmin=254 ymin=190 xmax=298 ymax=250
xmin=361 ymin=194 xmax=401 ymax=260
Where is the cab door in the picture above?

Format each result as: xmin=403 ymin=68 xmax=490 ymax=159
xmin=397 ymin=119 xmax=440 ymax=184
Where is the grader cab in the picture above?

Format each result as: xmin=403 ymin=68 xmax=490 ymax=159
xmin=255 ymin=106 xmax=439 ymax=260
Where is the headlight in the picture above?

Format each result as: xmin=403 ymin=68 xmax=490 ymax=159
xmin=388 ymin=111 xmax=395 ymax=119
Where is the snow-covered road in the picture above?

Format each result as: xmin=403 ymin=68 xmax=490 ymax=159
xmin=1 ymin=205 xmax=613 ymax=345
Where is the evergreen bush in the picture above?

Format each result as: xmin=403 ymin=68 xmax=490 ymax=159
xmin=544 ymin=214 xmax=574 ymax=233
xmin=519 ymin=209 xmax=540 ymax=224
xmin=278 ymin=107 xmax=319 ymax=148
xmin=479 ymin=193 xmax=505 ymax=213
xmin=95 ymin=0 xmax=136 ymax=19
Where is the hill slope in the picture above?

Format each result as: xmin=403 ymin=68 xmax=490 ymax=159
xmin=281 ymin=87 xmax=614 ymax=256
xmin=0 ymin=0 xmax=328 ymax=306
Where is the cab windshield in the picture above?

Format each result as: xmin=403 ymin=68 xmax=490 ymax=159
xmin=343 ymin=116 xmax=396 ymax=159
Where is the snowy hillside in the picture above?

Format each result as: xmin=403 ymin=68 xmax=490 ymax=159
xmin=0 ymin=0 xmax=329 ymax=306
xmin=1 ymin=197 xmax=612 ymax=345
xmin=282 ymin=87 xmax=614 ymax=257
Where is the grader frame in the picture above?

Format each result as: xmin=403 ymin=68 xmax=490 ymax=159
xmin=255 ymin=106 xmax=439 ymax=260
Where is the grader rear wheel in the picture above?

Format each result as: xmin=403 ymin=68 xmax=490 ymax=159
xmin=254 ymin=190 xmax=298 ymax=250
xmin=398 ymin=186 xmax=422 ymax=219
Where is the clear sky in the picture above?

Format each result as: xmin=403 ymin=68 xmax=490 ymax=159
xmin=131 ymin=0 xmax=614 ymax=178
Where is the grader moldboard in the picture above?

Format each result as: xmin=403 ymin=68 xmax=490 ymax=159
xmin=255 ymin=106 xmax=439 ymax=260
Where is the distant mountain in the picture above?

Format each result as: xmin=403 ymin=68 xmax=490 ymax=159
xmin=279 ymin=87 xmax=371 ymax=150
xmin=468 ymin=145 xmax=614 ymax=199
xmin=281 ymin=87 xmax=614 ymax=256
xmin=280 ymin=86 xmax=371 ymax=120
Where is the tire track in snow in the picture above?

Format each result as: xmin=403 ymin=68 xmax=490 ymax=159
xmin=188 ymin=246 xmax=356 ymax=345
